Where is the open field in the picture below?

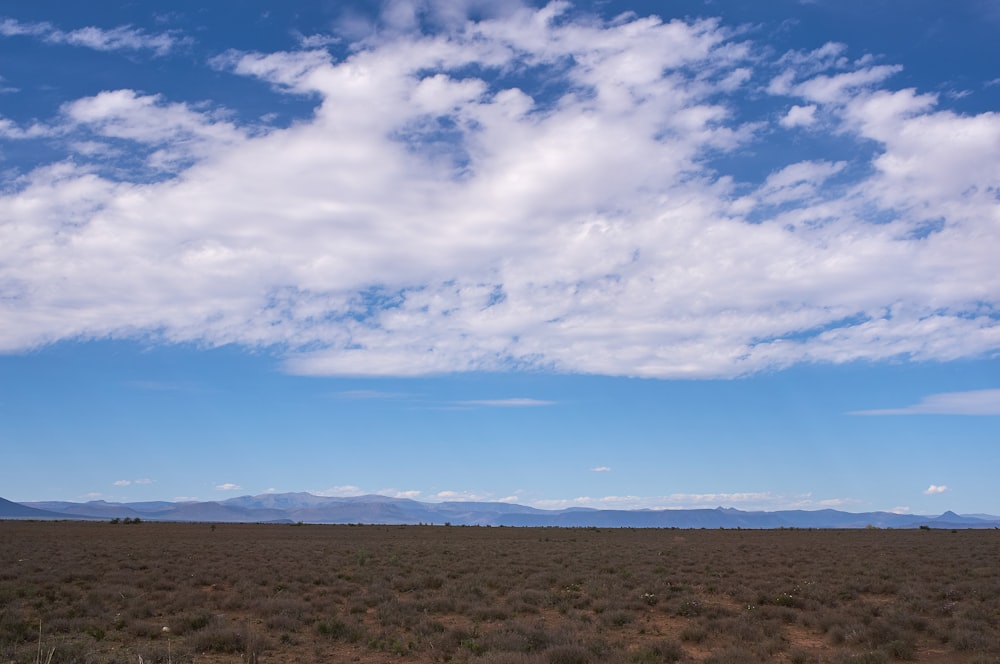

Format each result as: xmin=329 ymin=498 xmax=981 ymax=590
xmin=1 ymin=521 xmax=998 ymax=663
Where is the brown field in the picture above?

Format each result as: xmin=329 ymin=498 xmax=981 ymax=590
xmin=1 ymin=521 xmax=998 ymax=664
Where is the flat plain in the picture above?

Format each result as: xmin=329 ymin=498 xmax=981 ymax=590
xmin=1 ymin=521 xmax=998 ymax=663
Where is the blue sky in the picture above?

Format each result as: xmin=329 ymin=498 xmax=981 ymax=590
xmin=1 ymin=1 xmax=998 ymax=514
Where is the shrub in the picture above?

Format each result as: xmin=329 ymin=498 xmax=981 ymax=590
xmin=316 ymin=618 xmax=361 ymax=642
xmin=189 ymin=624 xmax=244 ymax=653
xmin=628 ymin=639 xmax=685 ymax=663
xmin=704 ymin=647 xmax=759 ymax=664
xmin=545 ymin=644 xmax=591 ymax=664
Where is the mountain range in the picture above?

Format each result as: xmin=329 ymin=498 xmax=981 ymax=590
xmin=2 ymin=494 xmax=999 ymax=529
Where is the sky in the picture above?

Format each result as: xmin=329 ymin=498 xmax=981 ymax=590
xmin=1 ymin=0 xmax=998 ymax=515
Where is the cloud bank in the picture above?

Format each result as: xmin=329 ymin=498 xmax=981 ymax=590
xmin=1 ymin=3 xmax=998 ymax=378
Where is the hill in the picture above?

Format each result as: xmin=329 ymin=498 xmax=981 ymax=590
xmin=5 ymin=493 xmax=998 ymax=528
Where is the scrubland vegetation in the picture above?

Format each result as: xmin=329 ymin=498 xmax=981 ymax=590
xmin=1 ymin=521 xmax=998 ymax=663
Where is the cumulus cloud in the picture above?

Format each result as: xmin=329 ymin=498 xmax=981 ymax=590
xmin=0 ymin=17 xmax=184 ymax=55
xmin=1 ymin=4 xmax=998 ymax=378
xmin=924 ymin=484 xmax=949 ymax=495
xmin=852 ymin=389 xmax=1000 ymax=416
xmin=780 ymin=104 xmax=817 ymax=127
xmin=214 ymin=483 xmax=242 ymax=491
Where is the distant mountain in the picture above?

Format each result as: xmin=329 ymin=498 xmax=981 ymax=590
xmin=0 ymin=497 xmax=92 ymax=520
xmin=6 ymin=493 xmax=999 ymax=528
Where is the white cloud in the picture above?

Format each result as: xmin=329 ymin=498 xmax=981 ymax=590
xmin=0 ymin=116 xmax=51 ymax=139
xmin=780 ymin=104 xmax=817 ymax=128
xmin=793 ymin=65 xmax=902 ymax=104
xmin=434 ymin=489 xmax=494 ymax=502
xmin=591 ymin=466 xmax=612 ymax=472
xmin=0 ymin=17 xmax=184 ymax=56
xmin=529 ymin=491 xmax=854 ymax=511
xmin=112 ymin=478 xmax=154 ymax=487
xmin=1 ymin=6 xmax=999 ymax=378
xmin=332 ymin=389 xmax=410 ymax=400
xmin=60 ymin=90 xmax=247 ymax=173
xmin=924 ymin=484 xmax=949 ymax=495
xmin=297 ymin=33 xmax=341 ymax=49
xmin=313 ymin=485 xmax=363 ymax=497
xmin=852 ymin=389 xmax=1000 ymax=416
xmin=214 ymin=483 xmax=242 ymax=491
xmin=747 ymin=159 xmax=846 ymax=207
xmin=379 ymin=488 xmax=422 ymax=499
xmin=456 ymin=398 xmax=555 ymax=407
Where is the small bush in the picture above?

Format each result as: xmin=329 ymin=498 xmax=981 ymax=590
xmin=189 ymin=625 xmax=244 ymax=653
xmin=629 ymin=639 xmax=685 ymax=663
xmin=704 ymin=647 xmax=759 ymax=664
xmin=545 ymin=644 xmax=591 ymax=664
xmin=316 ymin=618 xmax=362 ymax=642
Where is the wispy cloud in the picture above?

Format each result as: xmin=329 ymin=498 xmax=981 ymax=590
xmin=313 ymin=485 xmax=363 ymax=497
xmin=214 ymin=483 xmax=241 ymax=491
xmin=0 ymin=17 xmax=185 ymax=56
xmin=591 ymin=466 xmax=612 ymax=473
xmin=455 ymin=398 xmax=556 ymax=408
xmin=331 ymin=390 xmax=411 ymax=400
xmin=851 ymin=389 xmax=1000 ymax=416
xmin=529 ymin=492 xmax=858 ymax=512
xmin=434 ymin=490 xmax=495 ymax=502
xmin=128 ymin=380 xmax=189 ymax=392
xmin=924 ymin=484 xmax=949 ymax=495
xmin=113 ymin=478 xmax=154 ymax=487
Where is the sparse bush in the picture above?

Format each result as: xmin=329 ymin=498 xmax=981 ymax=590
xmin=545 ymin=644 xmax=591 ymax=664
xmin=703 ymin=646 xmax=760 ymax=663
xmin=316 ymin=618 xmax=362 ymax=642
xmin=628 ymin=639 xmax=684 ymax=663
xmin=189 ymin=624 xmax=244 ymax=653
xmin=2 ymin=522 xmax=999 ymax=663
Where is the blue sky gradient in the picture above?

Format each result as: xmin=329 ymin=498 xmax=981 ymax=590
xmin=1 ymin=1 xmax=998 ymax=513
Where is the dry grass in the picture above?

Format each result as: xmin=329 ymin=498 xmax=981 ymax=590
xmin=1 ymin=521 xmax=999 ymax=663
